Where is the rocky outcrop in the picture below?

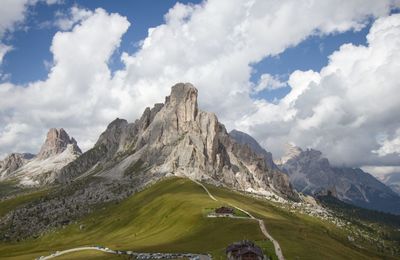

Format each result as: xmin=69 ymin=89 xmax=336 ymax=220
xmin=59 ymin=83 xmax=298 ymax=200
xmin=277 ymin=145 xmax=400 ymax=214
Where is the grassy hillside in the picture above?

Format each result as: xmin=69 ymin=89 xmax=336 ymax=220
xmin=0 ymin=187 xmax=50 ymax=218
xmin=0 ymin=178 xmax=396 ymax=259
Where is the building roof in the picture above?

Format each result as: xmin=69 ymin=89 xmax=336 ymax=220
xmin=215 ymin=206 xmax=234 ymax=214
xmin=226 ymin=240 xmax=264 ymax=257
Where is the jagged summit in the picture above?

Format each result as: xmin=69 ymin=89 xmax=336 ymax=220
xmin=60 ymin=83 xmax=298 ymax=200
xmin=37 ymin=128 xmax=81 ymax=159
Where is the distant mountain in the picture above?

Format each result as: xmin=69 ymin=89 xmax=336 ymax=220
xmin=229 ymin=129 xmax=276 ymax=170
xmin=0 ymin=128 xmax=81 ymax=186
xmin=277 ymin=145 xmax=400 ymax=214
xmin=0 ymin=153 xmax=35 ymax=179
xmin=376 ymin=172 xmax=400 ymax=196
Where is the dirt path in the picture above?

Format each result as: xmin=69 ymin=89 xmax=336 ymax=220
xmin=192 ymin=179 xmax=285 ymax=260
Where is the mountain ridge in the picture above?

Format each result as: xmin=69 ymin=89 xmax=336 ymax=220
xmin=276 ymin=145 xmax=400 ymax=214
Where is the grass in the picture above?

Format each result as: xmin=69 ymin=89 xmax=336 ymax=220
xmin=0 ymin=177 xmax=396 ymax=259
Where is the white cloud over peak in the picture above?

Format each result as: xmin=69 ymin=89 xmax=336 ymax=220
xmin=0 ymin=0 xmax=399 ymax=172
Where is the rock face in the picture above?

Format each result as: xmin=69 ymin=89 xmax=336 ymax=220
xmin=0 ymin=153 xmax=35 ymax=179
xmin=277 ymin=145 xmax=400 ymax=214
xmin=59 ymin=83 xmax=298 ymax=200
xmin=0 ymin=128 xmax=81 ymax=186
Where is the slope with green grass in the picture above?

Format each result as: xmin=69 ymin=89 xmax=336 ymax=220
xmin=0 ymin=177 xmax=397 ymax=259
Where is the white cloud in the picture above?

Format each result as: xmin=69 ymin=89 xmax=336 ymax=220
xmin=238 ymin=13 xmax=400 ymax=167
xmin=0 ymin=43 xmax=12 ymax=65
xmin=374 ymin=129 xmax=400 ymax=157
xmin=0 ymin=0 xmax=399 ymax=171
xmin=54 ymin=6 xmax=92 ymax=31
xmin=0 ymin=0 xmax=32 ymax=37
xmin=253 ymin=74 xmax=286 ymax=92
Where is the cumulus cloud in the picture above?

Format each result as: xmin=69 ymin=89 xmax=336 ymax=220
xmin=0 ymin=0 xmax=399 ymax=171
xmin=238 ymin=13 xmax=400 ymax=168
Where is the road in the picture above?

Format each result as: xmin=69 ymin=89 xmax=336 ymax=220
xmin=192 ymin=179 xmax=285 ymax=260
xmin=38 ymin=246 xmax=211 ymax=260
xmin=39 ymin=246 xmax=115 ymax=259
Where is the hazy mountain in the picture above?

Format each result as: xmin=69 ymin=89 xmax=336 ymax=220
xmin=376 ymin=172 xmax=400 ymax=196
xmin=277 ymin=145 xmax=400 ymax=214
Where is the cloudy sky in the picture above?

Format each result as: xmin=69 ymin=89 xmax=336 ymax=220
xmin=0 ymin=0 xmax=400 ymax=177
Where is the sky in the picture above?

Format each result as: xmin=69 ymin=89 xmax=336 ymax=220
xmin=0 ymin=0 xmax=400 ymax=177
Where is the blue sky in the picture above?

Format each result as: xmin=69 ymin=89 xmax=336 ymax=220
xmin=2 ymin=0 xmax=370 ymax=102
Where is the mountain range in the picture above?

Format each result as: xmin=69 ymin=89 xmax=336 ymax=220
xmin=0 ymin=83 xmax=399 ymax=259
xmin=1 ymin=83 xmax=399 ymax=215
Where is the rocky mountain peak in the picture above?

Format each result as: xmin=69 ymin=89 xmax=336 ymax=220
xmin=37 ymin=128 xmax=81 ymax=160
xmin=165 ymin=83 xmax=198 ymax=124
xmin=59 ymin=83 xmax=298 ymax=201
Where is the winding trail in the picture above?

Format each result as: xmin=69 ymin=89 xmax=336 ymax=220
xmin=192 ymin=179 xmax=285 ymax=260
